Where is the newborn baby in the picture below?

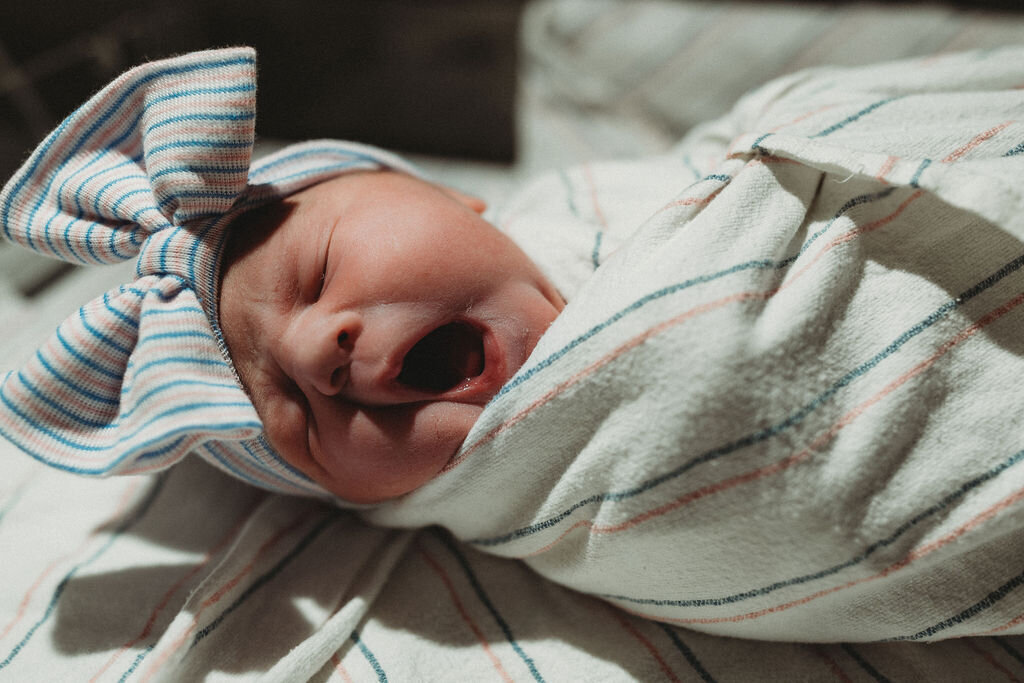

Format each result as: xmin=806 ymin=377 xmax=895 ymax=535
xmin=0 ymin=47 xmax=561 ymax=503
xmin=219 ymin=171 xmax=563 ymax=502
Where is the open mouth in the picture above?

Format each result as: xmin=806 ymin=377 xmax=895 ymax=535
xmin=397 ymin=321 xmax=485 ymax=393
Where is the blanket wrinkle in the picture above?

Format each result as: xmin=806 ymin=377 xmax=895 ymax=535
xmin=362 ymin=46 xmax=1024 ymax=642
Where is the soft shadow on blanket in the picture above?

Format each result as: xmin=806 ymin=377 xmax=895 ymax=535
xmin=49 ymin=459 xmax=684 ymax=678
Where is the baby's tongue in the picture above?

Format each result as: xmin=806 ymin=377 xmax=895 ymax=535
xmin=398 ymin=321 xmax=484 ymax=392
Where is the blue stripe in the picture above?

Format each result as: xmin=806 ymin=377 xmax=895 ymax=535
xmin=78 ymin=307 xmax=132 ymax=356
xmin=150 ymin=164 xmax=248 ymax=181
xmin=493 ymin=186 xmax=900 ymax=403
xmin=351 ymin=630 xmax=388 ymax=683
xmin=143 ymin=83 xmax=256 ymax=110
xmin=437 ymin=531 xmax=545 ymax=682
xmin=91 ymin=173 xmax=148 ymax=215
xmin=204 ymin=442 xmax=313 ymax=494
xmin=841 ymin=644 xmax=891 ymax=682
xmin=119 ymin=646 xmax=153 ymax=683
xmin=82 ymin=220 xmax=102 ymax=263
xmin=144 ymin=110 xmax=256 ymax=135
xmin=22 ymin=303 xmax=214 ymax=409
xmin=909 ymin=158 xmax=932 ymax=188
xmin=132 ymin=434 xmax=192 ymax=461
xmin=40 ymin=156 xmax=140 ymax=259
xmin=103 ymin=292 xmax=139 ymax=330
xmin=0 ymin=475 xmax=165 ymax=671
xmin=681 ymin=154 xmax=701 ymax=180
xmin=601 ymin=448 xmax=1024 ymax=608
xmin=247 ymin=160 xmax=377 ymax=188
xmin=140 ymin=305 xmax=205 ymax=316
xmin=591 ymin=231 xmax=603 ymax=269
xmin=1003 ymin=140 xmax=1024 ymax=157
xmin=109 ymin=188 xmax=153 ymax=215
xmin=472 ymin=250 xmax=1024 ymax=547
xmin=136 ymin=329 xmax=213 ymax=346
xmin=54 ymin=325 xmax=122 ymax=380
xmin=0 ymin=481 xmax=29 ymax=530
xmin=204 ymin=444 xmax=283 ymax=492
xmin=145 ymin=138 xmax=251 ymax=159
xmin=15 ymin=370 xmax=113 ymax=429
xmin=0 ymin=380 xmax=257 ymax=462
xmin=35 ymin=349 xmax=118 ymax=406
xmin=750 ymin=133 xmax=772 ymax=152
xmin=4 ymin=54 xmax=252 ymax=249
xmin=125 ymin=278 xmax=187 ymax=301
xmin=129 ymin=354 xmax=225 ymax=374
xmin=248 ymin=437 xmax=318 ymax=486
xmin=887 ymin=568 xmax=1024 ymax=642
xmin=0 ymin=410 xmax=258 ymax=475
xmin=812 ymin=97 xmax=900 ymax=138
xmin=249 ymin=147 xmax=385 ymax=178
xmin=994 ymin=638 xmax=1024 ymax=666
xmin=156 ymin=190 xmax=239 ymax=208
xmin=188 ymin=514 xmax=337 ymax=647
xmin=557 ymin=169 xmax=580 ymax=220
xmin=658 ymin=624 xmax=716 ymax=683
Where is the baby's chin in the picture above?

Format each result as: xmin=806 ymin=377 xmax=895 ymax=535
xmin=300 ymin=399 xmax=486 ymax=505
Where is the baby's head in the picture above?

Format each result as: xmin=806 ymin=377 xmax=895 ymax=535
xmin=0 ymin=47 xmax=561 ymax=506
xmin=219 ymin=170 xmax=564 ymax=503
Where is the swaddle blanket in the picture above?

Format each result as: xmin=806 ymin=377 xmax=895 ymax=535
xmin=364 ymin=46 xmax=1024 ymax=642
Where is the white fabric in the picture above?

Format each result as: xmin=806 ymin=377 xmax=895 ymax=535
xmin=6 ymin=451 xmax=1024 ymax=681
xmin=364 ymin=46 xmax=1024 ymax=642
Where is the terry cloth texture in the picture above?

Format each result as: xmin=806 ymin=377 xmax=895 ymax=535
xmin=363 ymin=46 xmax=1024 ymax=642
xmin=0 ymin=47 xmax=417 ymax=498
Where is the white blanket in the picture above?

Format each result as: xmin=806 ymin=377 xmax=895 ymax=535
xmin=365 ymin=46 xmax=1024 ymax=643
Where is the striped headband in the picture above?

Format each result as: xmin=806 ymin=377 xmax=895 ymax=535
xmin=0 ymin=47 xmax=420 ymax=499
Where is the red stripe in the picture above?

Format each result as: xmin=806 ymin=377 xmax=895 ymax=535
xmin=138 ymin=508 xmax=322 ymax=681
xmin=580 ymin=164 xmax=609 ymax=229
xmin=446 ymin=190 xmax=924 ymax=474
xmin=875 ymin=155 xmax=898 ymax=183
xmin=418 ymin=545 xmax=514 ymax=682
xmin=329 ymin=653 xmax=354 ymax=683
xmin=964 ymin=638 xmax=1022 ymax=683
xmin=0 ymin=479 xmax=141 ymax=642
xmin=608 ymin=607 xmax=680 ymax=682
xmin=942 ymin=121 xmax=1014 ymax=163
xmin=667 ymin=481 xmax=1024 ymax=628
xmin=530 ymin=290 xmax=1024 ymax=565
xmin=88 ymin=495 xmax=263 ymax=681
xmin=808 ymin=645 xmax=854 ymax=682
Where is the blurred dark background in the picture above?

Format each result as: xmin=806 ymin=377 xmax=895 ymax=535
xmin=0 ymin=0 xmax=527 ymax=183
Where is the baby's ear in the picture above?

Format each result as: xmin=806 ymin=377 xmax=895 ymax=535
xmin=438 ymin=184 xmax=487 ymax=214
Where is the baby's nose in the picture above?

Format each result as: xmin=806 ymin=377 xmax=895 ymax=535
xmin=296 ymin=311 xmax=362 ymax=397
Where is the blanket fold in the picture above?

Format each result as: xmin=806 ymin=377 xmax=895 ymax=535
xmin=364 ymin=47 xmax=1024 ymax=642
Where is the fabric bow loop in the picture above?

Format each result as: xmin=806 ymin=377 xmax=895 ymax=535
xmin=0 ymin=48 xmax=272 ymax=480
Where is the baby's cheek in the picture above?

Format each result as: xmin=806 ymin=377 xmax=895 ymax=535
xmin=260 ymin=395 xmax=316 ymax=473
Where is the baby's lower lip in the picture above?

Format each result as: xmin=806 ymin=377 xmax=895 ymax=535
xmin=391 ymin=319 xmax=507 ymax=402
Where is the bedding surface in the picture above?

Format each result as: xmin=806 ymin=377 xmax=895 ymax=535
xmin=364 ymin=46 xmax=1024 ymax=643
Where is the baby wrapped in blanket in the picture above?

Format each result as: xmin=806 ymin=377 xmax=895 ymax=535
xmin=4 ymin=46 xmax=1024 ymax=643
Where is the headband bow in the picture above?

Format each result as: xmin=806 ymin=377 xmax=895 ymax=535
xmin=0 ymin=47 xmax=418 ymax=498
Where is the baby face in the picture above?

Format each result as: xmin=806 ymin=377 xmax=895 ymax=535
xmin=219 ymin=171 xmax=564 ymax=503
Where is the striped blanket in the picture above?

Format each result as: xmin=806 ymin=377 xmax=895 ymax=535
xmin=364 ymin=46 xmax=1024 ymax=643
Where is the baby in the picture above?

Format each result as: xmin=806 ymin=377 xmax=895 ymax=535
xmin=219 ymin=171 xmax=564 ymax=502
xmin=0 ymin=47 xmax=562 ymax=505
